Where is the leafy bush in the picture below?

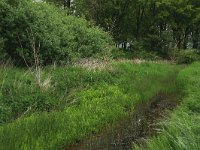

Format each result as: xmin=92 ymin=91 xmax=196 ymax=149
xmin=0 ymin=0 xmax=113 ymax=66
xmin=112 ymin=49 xmax=160 ymax=60
xmin=111 ymin=49 xmax=129 ymax=59
xmin=133 ymin=50 xmax=161 ymax=60
xmin=176 ymin=49 xmax=200 ymax=64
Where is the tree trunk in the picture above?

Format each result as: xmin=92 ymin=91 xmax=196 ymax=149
xmin=192 ymin=29 xmax=199 ymax=49
xmin=64 ymin=0 xmax=70 ymax=9
xmin=183 ymin=27 xmax=189 ymax=49
xmin=136 ymin=6 xmax=144 ymax=39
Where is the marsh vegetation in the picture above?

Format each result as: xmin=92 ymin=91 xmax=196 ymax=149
xmin=0 ymin=0 xmax=200 ymax=150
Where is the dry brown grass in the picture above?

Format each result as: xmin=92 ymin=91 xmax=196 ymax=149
xmin=73 ymin=58 xmax=175 ymax=71
xmin=73 ymin=58 xmax=112 ymax=71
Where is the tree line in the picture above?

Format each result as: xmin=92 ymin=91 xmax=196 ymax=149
xmin=1 ymin=0 xmax=200 ymax=66
xmin=47 ymin=0 xmax=200 ymax=55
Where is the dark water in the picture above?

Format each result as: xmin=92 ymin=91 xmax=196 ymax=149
xmin=66 ymin=94 xmax=179 ymax=150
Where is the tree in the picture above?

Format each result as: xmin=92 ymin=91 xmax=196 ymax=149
xmin=45 ymin=0 xmax=71 ymax=9
xmin=0 ymin=0 xmax=113 ymax=66
xmin=72 ymin=0 xmax=200 ymax=53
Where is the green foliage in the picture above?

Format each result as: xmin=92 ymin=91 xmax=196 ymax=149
xmin=0 ymin=68 xmax=59 ymax=124
xmin=0 ymin=38 xmax=6 ymax=63
xmin=0 ymin=66 xmax=114 ymax=124
xmin=0 ymin=85 xmax=131 ymax=150
xmin=176 ymin=49 xmax=200 ymax=64
xmin=134 ymin=62 xmax=200 ymax=150
xmin=111 ymin=49 xmax=128 ymax=59
xmin=0 ymin=0 xmax=113 ymax=66
xmin=112 ymin=49 xmax=161 ymax=61
xmin=0 ymin=62 xmax=180 ymax=149
xmin=73 ymin=0 xmax=200 ymax=56
xmin=134 ymin=109 xmax=200 ymax=150
xmin=133 ymin=50 xmax=161 ymax=61
xmin=178 ymin=62 xmax=200 ymax=113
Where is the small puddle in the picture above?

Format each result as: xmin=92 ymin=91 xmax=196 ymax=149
xmin=65 ymin=93 xmax=180 ymax=150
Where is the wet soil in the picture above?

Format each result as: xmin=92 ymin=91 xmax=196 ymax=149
xmin=65 ymin=93 xmax=180 ymax=150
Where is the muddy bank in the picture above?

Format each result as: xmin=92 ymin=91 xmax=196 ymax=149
xmin=65 ymin=93 xmax=180 ymax=150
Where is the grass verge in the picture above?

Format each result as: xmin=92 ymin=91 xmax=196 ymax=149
xmin=133 ymin=62 xmax=200 ymax=150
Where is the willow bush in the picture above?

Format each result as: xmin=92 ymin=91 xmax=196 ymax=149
xmin=0 ymin=0 xmax=113 ymax=66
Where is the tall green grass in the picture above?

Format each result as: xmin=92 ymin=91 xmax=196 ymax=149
xmin=0 ymin=62 xmax=180 ymax=150
xmin=0 ymin=66 xmax=116 ymax=124
xmin=133 ymin=62 xmax=200 ymax=150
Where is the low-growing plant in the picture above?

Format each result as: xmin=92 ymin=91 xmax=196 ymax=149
xmin=0 ymin=62 xmax=181 ymax=149
xmin=112 ymin=49 xmax=161 ymax=61
xmin=176 ymin=49 xmax=200 ymax=64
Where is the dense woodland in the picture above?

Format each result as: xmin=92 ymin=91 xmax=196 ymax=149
xmin=48 ymin=0 xmax=200 ymax=51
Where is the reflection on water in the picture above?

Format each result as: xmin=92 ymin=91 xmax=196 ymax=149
xmin=66 ymin=94 xmax=179 ymax=150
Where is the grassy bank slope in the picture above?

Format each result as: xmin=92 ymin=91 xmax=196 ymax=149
xmin=0 ymin=62 xmax=180 ymax=150
xmin=134 ymin=62 xmax=200 ymax=150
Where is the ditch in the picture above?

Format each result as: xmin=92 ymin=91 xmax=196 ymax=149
xmin=65 ymin=93 xmax=181 ymax=150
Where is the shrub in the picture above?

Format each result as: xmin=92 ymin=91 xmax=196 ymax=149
xmin=133 ymin=50 xmax=161 ymax=60
xmin=0 ymin=0 xmax=113 ymax=66
xmin=176 ymin=49 xmax=200 ymax=64
xmin=111 ymin=49 xmax=130 ymax=59
xmin=111 ymin=47 xmax=161 ymax=60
